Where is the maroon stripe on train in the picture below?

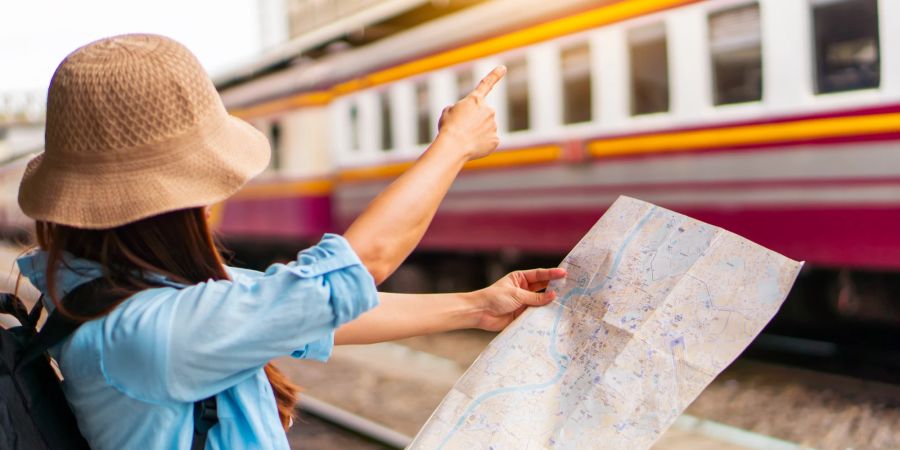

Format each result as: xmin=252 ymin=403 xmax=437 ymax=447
xmin=218 ymin=195 xmax=333 ymax=240
xmin=414 ymin=207 xmax=900 ymax=270
xmin=221 ymin=195 xmax=900 ymax=268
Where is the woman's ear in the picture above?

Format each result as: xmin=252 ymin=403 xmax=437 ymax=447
xmin=204 ymin=206 xmax=211 ymax=220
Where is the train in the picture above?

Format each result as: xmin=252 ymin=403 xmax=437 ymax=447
xmin=206 ymin=0 xmax=900 ymax=275
xmin=1 ymin=0 xmax=898 ymax=312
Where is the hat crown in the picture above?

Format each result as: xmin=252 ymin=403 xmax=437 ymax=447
xmin=45 ymin=34 xmax=223 ymax=158
xmin=18 ymin=34 xmax=270 ymax=229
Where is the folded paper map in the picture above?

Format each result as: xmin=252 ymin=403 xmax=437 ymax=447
xmin=410 ymin=196 xmax=803 ymax=449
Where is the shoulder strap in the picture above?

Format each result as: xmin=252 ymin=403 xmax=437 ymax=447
xmin=192 ymin=396 xmax=218 ymax=450
xmin=0 ymin=292 xmax=33 ymax=328
xmin=18 ymin=279 xmax=106 ymax=367
xmin=17 ymin=278 xmax=219 ymax=449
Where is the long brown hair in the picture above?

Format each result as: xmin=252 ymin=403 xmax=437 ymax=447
xmin=36 ymin=207 xmax=300 ymax=430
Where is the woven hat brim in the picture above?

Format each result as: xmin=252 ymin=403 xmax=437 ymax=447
xmin=18 ymin=115 xmax=271 ymax=229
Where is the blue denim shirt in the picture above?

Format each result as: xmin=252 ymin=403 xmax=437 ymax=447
xmin=17 ymin=234 xmax=378 ymax=450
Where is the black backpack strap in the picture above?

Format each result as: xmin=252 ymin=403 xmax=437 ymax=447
xmin=192 ymin=396 xmax=218 ymax=450
xmin=18 ymin=308 xmax=81 ymax=367
xmin=0 ymin=292 xmax=35 ymax=329
xmin=18 ymin=280 xmax=106 ymax=367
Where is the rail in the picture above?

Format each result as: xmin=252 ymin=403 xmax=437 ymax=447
xmin=296 ymin=392 xmax=818 ymax=450
xmin=298 ymin=394 xmax=413 ymax=449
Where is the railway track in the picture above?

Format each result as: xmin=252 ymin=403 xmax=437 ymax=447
xmin=288 ymin=406 xmax=394 ymax=450
xmin=289 ymin=393 xmax=812 ymax=450
xmin=289 ymin=410 xmax=391 ymax=450
xmin=291 ymin=395 xmax=410 ymax=449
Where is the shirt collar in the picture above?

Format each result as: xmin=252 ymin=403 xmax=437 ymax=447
xmin=16 ymin=249 xmax=182 ymax=313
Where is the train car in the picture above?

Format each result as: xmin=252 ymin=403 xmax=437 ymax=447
xmin=213 ymin=0 xmax=900 ymax=351
xmin=217 ymin=0 xmax=900 ymax=275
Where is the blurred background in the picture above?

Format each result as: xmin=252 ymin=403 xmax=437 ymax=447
xmin=2 ymin=1 xmax=899 ymax=449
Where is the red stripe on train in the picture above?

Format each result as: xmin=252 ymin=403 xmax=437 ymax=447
xmin=218 ymin=195 xmax=332 ymax=240
xmin=221 ymin=197 xmax=900 ymax=269
xmin=418 ymin=207 xmax=900 ymax=270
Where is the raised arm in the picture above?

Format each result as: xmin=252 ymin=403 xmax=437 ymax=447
xmin=343 ymin=66 xmax=506 ymax=284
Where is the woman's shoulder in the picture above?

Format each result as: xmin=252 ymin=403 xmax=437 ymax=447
xmin=104 ymin=284 xmax=179 ymax=326
xmin=54 ymin=285 xmax=181 ymax=403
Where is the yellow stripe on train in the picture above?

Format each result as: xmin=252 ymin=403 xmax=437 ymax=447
xmin=233 ymin=179 xmax=335 ymax=200
xmin=231 ymin=91 xmax=334 ymax=120
xmin=230 ymin=0 xmax=697 ymax=120
xmin=588 ymin=112 xmax=900 ymax=157
xmin=338 ymin=145 xmax=562 ymax=182
xmin=228 ymin=145 xmax=562 ymax=198
xmin=341 ymin=0 xmax=696 ymax=92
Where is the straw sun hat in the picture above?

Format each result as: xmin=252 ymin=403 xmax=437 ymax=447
xmin=18 ymin=34 xmax=271 ymax=229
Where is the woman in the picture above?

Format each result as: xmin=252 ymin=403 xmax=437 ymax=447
xmin=15 ymin=34 xmax=565 ymax=449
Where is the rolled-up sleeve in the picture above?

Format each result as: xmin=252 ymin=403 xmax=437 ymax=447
xmin=101 ymin=234 xmax=378 ymax=403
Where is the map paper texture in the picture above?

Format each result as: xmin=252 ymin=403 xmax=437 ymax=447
xmin=410 ymin=196 xmax=803 ymax=450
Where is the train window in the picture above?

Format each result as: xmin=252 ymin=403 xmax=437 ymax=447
xmin=561 ymin=42 xmax=592 ymax=124
xmin=415 ymin=80 xmax=431 ymax=145
xmin=710 ymin=4 xmax=762 ymax=105
xmin=457 ymin=69 xmax=474 ymax=100
xmin=268 ymin=122 xmax=282 ymax=170
xmin=629 ymin=24 xmax=669 ymax=115
xmin=506 ymin=56 xmax=530 ymax=132
xmin=379 ymin=90 xmax=393 ymax=151
xmin=812 ymin=0 xmax=880 ymax=94
xmin=348 ymin=103 xmax=360 ymax=151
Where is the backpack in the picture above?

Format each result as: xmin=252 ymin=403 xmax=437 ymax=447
xmin=0 ymin=278 xmax=218 ymax=450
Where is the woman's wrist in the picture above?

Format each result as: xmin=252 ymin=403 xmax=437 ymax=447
xmin=458 ymin=290 xmax=487 ymax=329
xmin=430 ymin=131 xmax=476 ymax=162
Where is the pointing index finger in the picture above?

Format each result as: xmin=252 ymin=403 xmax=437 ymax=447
xmin=471 ymin=65 xmax=507 ymax=99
